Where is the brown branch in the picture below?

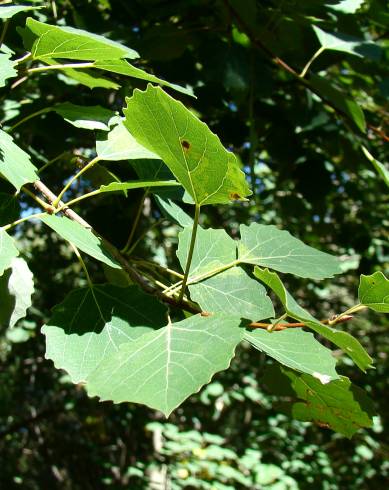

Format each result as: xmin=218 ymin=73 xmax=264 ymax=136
xmin=33 ymin=180 xmax=357 ymax=329
xmin=223 ymin=0 xmax=389 ymax=142
xmin=33 ymin=180 xmax=200 ymax=314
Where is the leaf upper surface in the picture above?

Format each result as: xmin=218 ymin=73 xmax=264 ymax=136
xmin=42 ymin=285 xmax=167 ymax=382
xmin=0 ymin=257 xmax=34 ymax=328
xmin=358 ymin=271 xmax=389 ymax=313
xmin=86 ymin=314 xmax=243 ymax=416
xmin=189 ymin=267 xmax=274 ymax=320
xmin=123 ymin=85 xmax=251 ymax=205
xmin=177 ymin=226 xmax=237 ymax=277
xmin=40 ymin=215 xmax=120 ymax=269
xmin=282 ymin=369 xmax=375 ymax=438
xmin=22 ymin=18 xmax=139 ymax=61
xmin=239 ymin=223 xmax=341 ymax=279
xmin=53 ymin=103 xmax=114 ymax=130
xmin=245 ymin=328 xmax=339 ymax=381
xmin=254 ymin=268 xmax=373 ymax=371
xmin=0 ymin=129 xmax=39 ymax=190
xmin=0 ymin=229 xmax=19 ymax=276
xmin=0 ymin=5 xmax=40 ymax=19
xmin=0 ymin=53 xmax=17 ymax=88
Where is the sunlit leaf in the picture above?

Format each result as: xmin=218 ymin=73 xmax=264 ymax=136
xmin=0 ymin=129 xmax=39 ymax=190
xmin=123 ymin=85 xmax=251 ymax=205
xmin=0 ymin=53 xmax=17 ymax=88
xmin=99 ymin=180 xmax=180 ymax=193
xmin=358 ymin=271 xmax=389 ymax=313
xmin=245 ymin=328 xmax=339 ymax=381
xmin=42 ymin=285 xmax=167 ymax=382
xmin=0 ymin=229 xmax=19 ymax=276
xmin=0 ymin=5 xmax=41 ymax=19
xmin=0 ymin=257 xmax=34 ymax=328
xmin=239 ymin=223 xmax=341 ymax=279
xmin=53 ymin=103 xmax=114 ymax=130
xmin=254 ymin=268 xmax=373 ymax=371
xmin=188 ymin=267 xmax=274 ymax=320
xmin=361 ymin=146 xmax=389 ymax=189
xmin=86 ymin=314 xmax=243 ymax=416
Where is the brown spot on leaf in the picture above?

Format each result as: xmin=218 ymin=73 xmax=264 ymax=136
xmin=181 ymin=140 xmax=190 ymax=151
xmin=229 ymin=193 xmax=242 ymax=200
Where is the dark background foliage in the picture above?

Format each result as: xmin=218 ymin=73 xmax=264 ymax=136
xmin=0 ymin=0 xmax=388 ymax=488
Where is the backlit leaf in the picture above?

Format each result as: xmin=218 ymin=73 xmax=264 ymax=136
xmin=99 ymin=180 xmax=180 ymax=193
xmin=358 ymin=271 xmax=389 ymax=313
xmin=86 ymin=314 xmax=243 ymax=416
xmin=361 ymin=146 xmax=389 ymax=189
xmin=53 ymin=103 xmax=114 ymax=130
xmin=21 ymin=18 xmax=139 ymax=61
xmin=42 ymin=285 xmax=167 ymax=382
xmin=123 ymin=85 xmax=251 ymax=205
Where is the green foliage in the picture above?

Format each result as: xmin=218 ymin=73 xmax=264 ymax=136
xmin=0 ymin=1 xmax=388 ymax=487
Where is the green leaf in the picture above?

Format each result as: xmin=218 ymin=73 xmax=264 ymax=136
xmin=155 ymin=196 xmax=193 ymax=228
xmin=57 ymin=65 xmax=120 ymax=90
xmin=281 ymin=369 xmax=375 ymax=437
xmin=96 ymin=120 xmax=159 ymax=161
xmin=53 ymin=103 xmax=114 ymax=130
xmin=361 ymin=146 xmax=389 ymax=189
xmin=358 ymin=271 xmax=389 ymax=313
xmin=254 ymin=268 xmax=373 ymax=372
xmin=0 ymin=258 xmax=34 ymax=328
xmin=86 ymin=314 xmax=243 ymax=416
xmin=40 ymin=215 xmax=120 ymax=269
xmin=99 ymin=180 xmax=180 ymax=193
xmin=188 ymin=267 xmax=274 ymax=320
xmin=0 ymin=229 xmax=19 ymax=276
xmin=94 ymin=59 xmax=194 ymax=97
xmin=245 ymin=328 xmax=339 ymax=381
xmin=177 ymin=226 xmax=237 ymax=277
xmin=42 ymin=285 xmax=167 ymax=382
xmin=22 ymin=18 xmax=139 ymax=61
xmin=329 ymin=0 xmax=364 ymax=14
xmin=0 ymin=53 xmax=17 ymax=88
xmin=0 ymin=129 xmax=39 ymax=190
xmin=0 ymin=5 xmax=41 ymax=19
xmin=310 ymin=74 xmax=366 ymax=133
xmin=313 ymin=26 xmax=382 ymax=61
xmin=123 ymin=85 xmax=251 ymax=205
xmin=0 ymin=192 xmax=20 ymax=226
xmin=239 ymin=223 xmax=341 ymax=279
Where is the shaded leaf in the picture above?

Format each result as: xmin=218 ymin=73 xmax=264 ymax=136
xmin=358 ymin=271 xmax=389 ymax=313
xmin=0 ymin=257 xmax=34 ymax=328
xmin=0 ymin=229 xmax=19 ymax=276
xmin=254 ymin=268 xmax=373 ymax=371
xmin=123 ymin=85 xmax=251 ymax=205
xmin=40 ymin=215 xmax=120 ymax=269
xmin=239 ymin=223 xmax=341 ymax=279
xmin=313 ymin=26 xmax=382 ymax=61
xmin=0 ymin=192 xmax=20 ymax=226
xmin=86 ymin=314 xmax=243 ymax=416
xmin=155 ymin=196 xmax=193 ymax=228
xmin=189 ymin=267 xmax=274 ymax=320
xmin=0 ymin=129 xmax=39 ymax=190
xmin=310 ymin=74 xmax=366 ymax=132
xmin=281 ymin=368 xmax=375 ymax=437
xmin=245 ymin=328 xmax=339 ymax=381
xmin=42 ymin=285 xmax=167 ymax=382
xmin=21 ymin=18 xmax=138 ymax=61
